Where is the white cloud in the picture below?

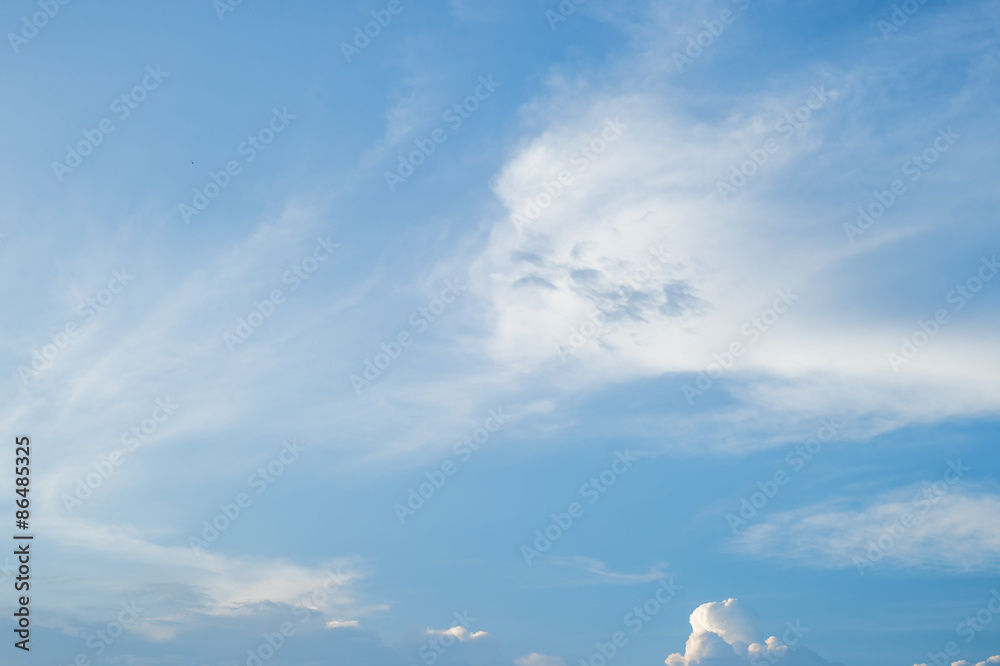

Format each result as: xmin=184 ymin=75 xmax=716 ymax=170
xmin=917 ymin=658 xmax=1000 ymax=666
xmin=29 ymin=511 xmax=371 ymax=641
xmin=950 ymin=657 xmax=1000 ymax=666
xmin=665 ymin=599 xmax=837 ymax=666
xmin=326 ymin=619 xmax=361 ymax=629
xmin=546 ymin=556 xmax=669 ymax=585
xmin=426 ymin=625 xmax=490 ymax=641
xmin=449 ymin=0 xmax=1000 ymax=451
xmin=515 ymin=654 xmax=566 ymax=666
xmin=734 ymin=483 xmax=1000 ymax=573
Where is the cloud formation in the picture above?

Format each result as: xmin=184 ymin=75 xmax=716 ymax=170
xmin=916 ymin=658 xmax=1000 ymax=666
xmin=426 ymin=625 xmax=490 ymax=641
xmin=665 ymin=598 xmax=838 ymax=666
xmin=515 ymin=654 xmax=566 ymax=666
xmin=734 ymin=481 xmax=1000 ymax=573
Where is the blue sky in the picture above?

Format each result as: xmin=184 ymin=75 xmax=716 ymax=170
xmin=2 ymin=0 xmax=1000 ymax=665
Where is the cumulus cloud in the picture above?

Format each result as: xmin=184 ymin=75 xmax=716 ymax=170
xmin=426 ymin=625 xmax=490 ymax=641
xmin=665 ymin=599 xmax=838 ymax=666
xmin=515 ymin=654 xmax=566 ymax=666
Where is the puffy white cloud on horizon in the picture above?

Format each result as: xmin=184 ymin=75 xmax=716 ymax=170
xmin=917 ymin=657 xmax=1000 ymax=666
xmin=665 ymin=599 xmax=839 ymax=666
